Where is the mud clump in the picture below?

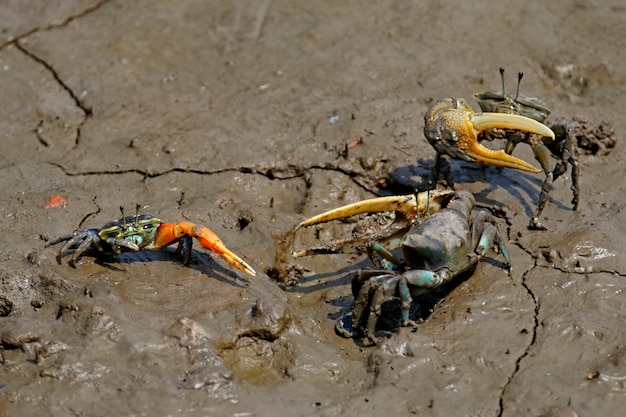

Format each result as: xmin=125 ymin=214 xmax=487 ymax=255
xmin=167 ymin=317 xmax=236 ymax=398
xmin=1 ymin=320 xmax=42 ymax=349
xmin=220 ymin=336 xmax=295 ymax=385
xmin=0 ymin=296 xmax=13 ymax=316
xmin=219 ymin=297 xmax=296 ymax=385
xmin=551 ymin=116 xmax=617 ymax=156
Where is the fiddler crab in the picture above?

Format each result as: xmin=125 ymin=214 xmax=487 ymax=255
xmin=426 ymin=68 xmax=578 ymax=229
xmin=474 ymin=68 xmax=579 ymax=229
xmin=46 ymin=205 xmax=256 ymax=276
xmin=292 ymin=189 xmax=510 ymax=344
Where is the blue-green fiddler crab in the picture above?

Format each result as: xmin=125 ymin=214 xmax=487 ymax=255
xmin=292 ymin=190 xmax=510 ymax=344
xmin=46 ymin=205 xmax=256 ymax=276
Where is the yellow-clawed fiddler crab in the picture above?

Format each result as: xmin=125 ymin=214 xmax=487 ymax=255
xmin=291 ymin=189 xmax=510 ymax=344
xmin=426 ymin=68 xmax=579 ymax=230
xmin=474 ymin=68 xmax=580 ymax=229
xmin=46 ymin=205 xmax=256 ymax=276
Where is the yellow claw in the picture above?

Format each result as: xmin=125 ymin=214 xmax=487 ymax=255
xmin=425 ymin=98 xmax=555 ymax=173
xmin=292 ymin=189 xmax=456 ymax=258
xmin=295 ymin=189 xmax=455 ymax=230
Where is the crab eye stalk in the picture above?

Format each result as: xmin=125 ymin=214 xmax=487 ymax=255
xmin=499 ymin=66 xmax=506 ymax=98
xmin=134 ymin=203 xmax=141 ymax=225
xmin=515 ymin=71 xmax=523 ymax=101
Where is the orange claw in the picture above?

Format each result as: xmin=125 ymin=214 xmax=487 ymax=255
xmin=156 ymin=222 xmax=256 ymax=276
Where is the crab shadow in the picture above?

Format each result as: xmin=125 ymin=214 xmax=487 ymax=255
xmin=386 ymin=158 xmax=570 ymax=219
xmin=285 ymin=258 xmax=374 ymax=295
xmin=63 ymin=247 xmax=250 ymax=287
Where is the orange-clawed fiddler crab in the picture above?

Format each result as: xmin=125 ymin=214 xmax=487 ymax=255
xmin=291 ymin=189 xmax=510 ymax=344
xmin=426 ymin=68 xmax=578 ymax=230
xmin=46 ymin=205 xmax=256 ymax=276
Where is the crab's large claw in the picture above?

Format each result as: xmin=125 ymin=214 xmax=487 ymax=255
xmin=294 ymin=189 xmax=455 ymax=231
xmin=292 ymin=189 xmax=455 ymax=257
xmin=156 ymin=222 xmax=256 ymax=276
xmin=424 ymin=98 xmax=555 ymax=173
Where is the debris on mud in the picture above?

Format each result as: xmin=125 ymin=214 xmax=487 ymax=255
xmin=44 ymin=194 xmax=68 ymax=209
xmin=0 ymin=296 xmax=13 ymax=316
xmin=551 ymin=116 xmax=617 ymax=156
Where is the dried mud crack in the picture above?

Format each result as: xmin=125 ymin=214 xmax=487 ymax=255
xmin=495 ymin=231 xmax=623 ymax=415
xmin=3 ymin=1 xmax=112 ymax=151
xmin=497 ymin=261 xmax=540 ymax=417
xmin=48 ymin=162 xmax=382 ymax=194
xmin=14 ymin=41 xmax=91 ymax=150
xmin=14 ymin=42 xmax=91 ymax=117
xmin=0 ymin=0 xmax=112 ymax=49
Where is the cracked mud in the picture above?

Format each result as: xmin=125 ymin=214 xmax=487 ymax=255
xmin=1 ymin=1 xmax=625 ymax=416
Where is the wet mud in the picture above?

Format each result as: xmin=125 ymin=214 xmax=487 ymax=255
xmin=1 ymin=1 xmax=626 ymax=416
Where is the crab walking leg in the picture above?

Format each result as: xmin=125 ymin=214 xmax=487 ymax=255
xmin=353 ymin=273 xmax=422 ymax=341
xmin=295 ymin=189 xmax=455 ymax=230
xmin=47 ymin=229 xmax=107 ymax=265
xmin=365 ymin=277 xmax=398 ymax=339
xmin=367 ymin=242 xmax=403 ymax=269
xmin=292 ymin=229 xmax=407 ymax=258
xmin=350 ymin=273 xmax=397 ymax=339
xmin=156 ymin=222 xmax=256 ymax=276
xmin=470 ymin=211 xmax=511 ymax=270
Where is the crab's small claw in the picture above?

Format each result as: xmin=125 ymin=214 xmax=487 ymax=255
xmin=425 ymin=98 xmax=555 ymax=173
xmin=156 ymin=222 xmax=256 ymax=276
xmin=294 ymin=189 xmax=455 ymax=231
